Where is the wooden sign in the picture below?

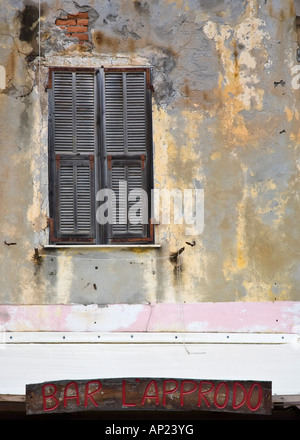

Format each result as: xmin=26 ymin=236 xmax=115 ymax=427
xmin=26 ymin=377 xmax=272 ymax=415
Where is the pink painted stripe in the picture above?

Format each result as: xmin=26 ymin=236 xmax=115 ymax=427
xmin=0 ymin=302 xmax=299 ymax=333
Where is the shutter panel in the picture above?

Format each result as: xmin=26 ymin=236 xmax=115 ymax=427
xmin=127 ymin=164 xmax=145 ymax=235
xmin=59 ymin=162 xmax=75 ymax=234
xmin=105 ymin=73 xmax=125 ymax=154
xmin=104 ymin=71 xmax=147 ymax=155
xmin=109 ymin=160 xmax=147 ymax=239
xmin=75 ymin=73 xmax=96 ymax=154
xmin=104 ymin=69 xmax=152 ymax=242
xmin=53 ymin=70 xmax=95 ymax=155
xmin=111 ymin=165 xmax=127 ymax=235
xmin=126 ymin=73 xmax=147 ymax=154
xmin=49 ymin=69 xmax=96 ymax=243
xmin=56 ymin=158 xmax=95 ymax=239
xmin=53 ymin=72 xmax=73 ymax=153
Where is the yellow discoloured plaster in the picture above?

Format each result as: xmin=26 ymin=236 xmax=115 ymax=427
xmin=210 ymin=152 xmax=221 ymax=161
xmin=285 ymin=106 xmax=298 ymax=122
xmin=203 ymin=5 xmax=267 ymax=147
xmin=152 ymin=104 xmax=208 ymax=301
xmin=242 ymin=280 xmax=292 ymax=302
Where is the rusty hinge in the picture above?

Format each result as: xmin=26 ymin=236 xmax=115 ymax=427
xmin=111 ymin=219 xmax=154 ymax=243
xmin=89 ymin=155 xmax=94 ymax=170
xmin=47 ymin=218 xmax=55 ymax=241
xmin=47 ymin=217 xmax=95 ymax=244
xmin=56 ymin=155 xmax=61 ymax=170
xmin=107 ymin=155 xmax=112 ymax=170
xmin=145 ymin=69 xmax=154 ymax=92
xmin=141 ymin=154 xmax=146 ymax=170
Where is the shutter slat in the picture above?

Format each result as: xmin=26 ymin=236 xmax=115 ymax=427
xmin=127 ymin=73 xmax=146 ymax=154
xmin=111 ymin=166 xmax=127 ymax=234
xmin=50 ymin=67 xmax=152 ymax=244
xmin=77 ymin=164 xmax=93 ymax=233
xmin=75 ymin=73 xmax=95 ymax=154
xmin=128 ymin=165 xmax=144 ymax=234
xmin=53 ymin=72 xmax=73 ymax=153
xmin=110 ymin=162 xmax=145 ymax=237
xmin=105 ymin=73 xmax=124 ymax=154
xmin=105 ymin=69 xmax=150 ymax=240
xmin=59 ymin=164 xmax=75 ymax=234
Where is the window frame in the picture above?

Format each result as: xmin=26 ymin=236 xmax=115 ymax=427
xmin=47 ymin=66 xmax=154 ymax=245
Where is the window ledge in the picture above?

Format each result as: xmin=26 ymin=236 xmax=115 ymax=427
xmin=43 ymin=244 xmax=161 ymax=249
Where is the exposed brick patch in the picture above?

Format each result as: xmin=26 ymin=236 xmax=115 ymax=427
xmin=72 ymin=33 xmax=89 ymax=41
xmin=55 ymin=19 xmax=76 ymax=26
xmin=55 ymin=12 xmax=90 ymax=44
xmin=68 ymin=12 xmax=89 ymax=19
xmin=77 ymin=19 xmax=89 ymax=26
xmin=66 ymin=25 xmax=88 ymax=33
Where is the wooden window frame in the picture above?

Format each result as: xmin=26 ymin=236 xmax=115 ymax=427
xmin=48 ymin=66 xmax=154 ymax=245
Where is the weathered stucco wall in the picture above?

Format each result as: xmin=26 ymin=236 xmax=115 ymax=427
xmin=0 ymin=0 xmax=299 ymax=309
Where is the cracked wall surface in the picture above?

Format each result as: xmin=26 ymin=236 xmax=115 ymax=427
xmin=0 ymin=0 xmax=299 ymax=306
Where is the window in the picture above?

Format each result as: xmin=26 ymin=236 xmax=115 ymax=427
xmin=48 ymin=67 xmax=154 ymax=245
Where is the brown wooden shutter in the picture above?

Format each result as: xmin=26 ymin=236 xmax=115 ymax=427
xmin=49 ymin=69 xmax=96 ymax=243
xmin=103 ymin=69 xmax=153 ymax=242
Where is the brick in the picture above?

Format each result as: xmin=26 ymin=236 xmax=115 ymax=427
xmin=55 ymin=19 xmax=76 ymax=26
xmin=77 ymin=19 xmax=89 ymax=26
xmin=67 ymin=26 xmax=88 ymax=33
xmin=72 ymin=33 xmax=89 ymax=41
xmin=67 ymin=12 xmax=89 ymax=19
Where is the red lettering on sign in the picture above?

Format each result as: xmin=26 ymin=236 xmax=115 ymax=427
xmin=214 ymin=382 xmax=229 ymax=409
xmin=232 ymin=382 xmax=247 ymax=410
xmin=142 ymin=380 xmax=159 ymax=406
xmin=198 ymin=380 xmax=214 ymax=408
xmin=42 ymin=383 xmax=59 ymax=412
xmin=28 ymin=377 xmax=270 ymax=415
xmin=180 ymin=380 xmax=198 ymax=406
xmin=84 ymin=380 xmax=102 ymax=408
xmin=162 ymin=379 xmax=179 ymax=406
xmin=247 ymin=383 xmax=263 ymax=411
xmin=122 ymin=380 xmax=136 ymax=407
xmin=64 ymin=381 xmax=80 ymax=408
